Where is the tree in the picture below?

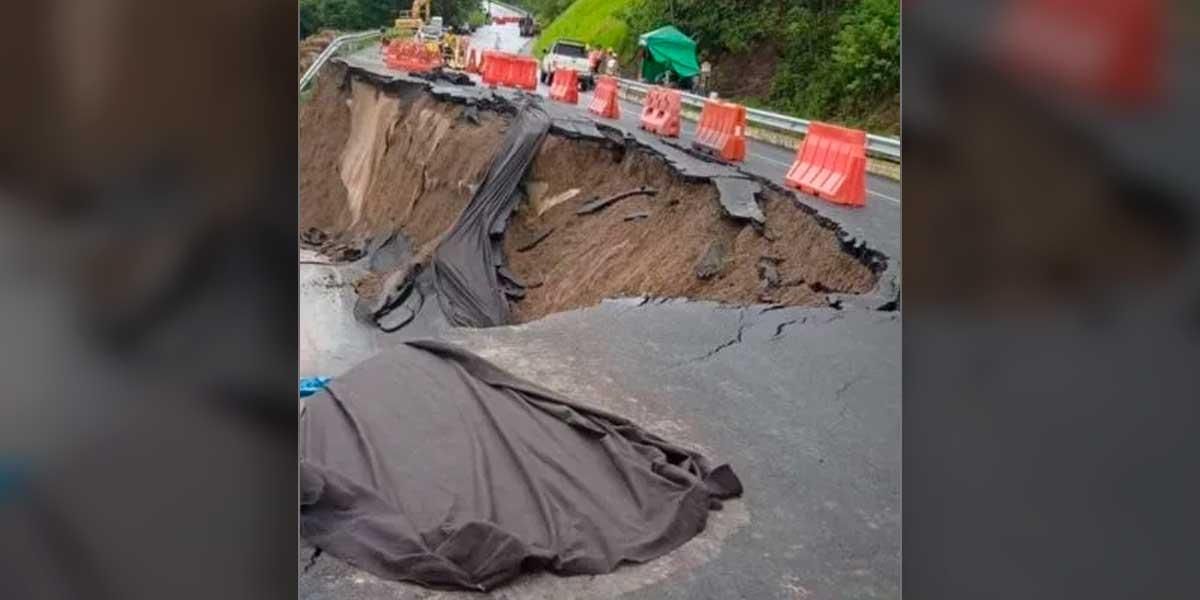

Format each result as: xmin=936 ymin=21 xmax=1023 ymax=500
xmin=830 ymin=0 xmax=900 ymax=109
xmin=621 ymin=0 xmax=899 ymax=131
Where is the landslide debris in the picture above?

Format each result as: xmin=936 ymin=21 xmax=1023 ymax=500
xmin=299 ymin=64 xmax=878 ymax=325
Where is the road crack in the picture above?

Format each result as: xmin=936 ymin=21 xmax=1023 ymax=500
xmin=673 ymin=308 xmax=748 ymax=365
xmin=302 ymin=547 xmax=323 ymax=575
xmin=772 ymin=317 xmax=809 ymax=338
xmin=833 ymin=373 xmax=868 ymax=404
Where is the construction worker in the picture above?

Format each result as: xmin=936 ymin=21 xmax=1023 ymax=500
xmin=588 ymin=46 xmax=603 ymax=74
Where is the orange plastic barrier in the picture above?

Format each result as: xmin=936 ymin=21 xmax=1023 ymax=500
xmin=784 ymin=122 xmax=867 ymax=207
xmin=482 ymin=51 xmax=537 ymax=91
xmin=549 ymin=68 xmax=579 ymax=104
xmin=510 ymin=55 xmax=538 ymax=91
xmin=638 ymin=87 xmax=681 ymax=137
xmin=691 ymin=100 xmax=746 ymax=162
xmin=481 ymin=51 xmax=501 ymax=86
xmin=588 ymin=75 xmax=621 ymax=119
xmin=385 ymin=40 xmax=443 ymax=73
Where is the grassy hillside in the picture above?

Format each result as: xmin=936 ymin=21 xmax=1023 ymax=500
xmin=531 ymin=0 xmax=634 ymax=58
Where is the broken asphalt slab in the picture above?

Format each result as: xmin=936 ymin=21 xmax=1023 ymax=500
xmin=336 ymin=53 xmax=898 ymax=311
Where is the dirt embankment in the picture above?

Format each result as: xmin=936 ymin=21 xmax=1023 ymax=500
xmin=300 ymin=64 xmax=877 ymax=323
xmin=300 ymin=30 xmax=338 ymax=79
xmin=504 ymin=137 xmax=876 ymax=321
xmin=301 ymin=66 xmax=505 ymax=255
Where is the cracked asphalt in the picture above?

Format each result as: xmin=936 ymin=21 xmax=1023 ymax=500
xmin=300 ymin=285 xmax=900 ymax=599
xmin=299 ymin=8 xmax=900 ymax=599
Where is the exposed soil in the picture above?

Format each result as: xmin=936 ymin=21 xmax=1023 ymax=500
xmin=300 ymin=64 xmax=878 ymax=324
xmin=300 ymin=30 xmax=339 ymax=79
xmin=301 ymin=64 xmax=505 ymax=255
xmin=709 ymin=44 xmax=780 ymax=101
xmin=503 ymin=136 xmax=876 ymax=322
xmin=299 ymin=68 xmax=353 ymax=234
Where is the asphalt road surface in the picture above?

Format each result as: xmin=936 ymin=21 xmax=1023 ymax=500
xmin=301 ymin=15 xmax=901 ymax=599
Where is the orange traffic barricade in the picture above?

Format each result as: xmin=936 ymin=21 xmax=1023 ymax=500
xmin=482 ymin=50 xmax=504 ymax=86
xmin=691 ymin=99 xmax=746 ymax=162
xmin=509 ymin=55 xmax=538 ymax=90
xmin=638 ymin=86 xmax=681 ymax=137
xmin=482 ymin=51 xmax=537 ymax=91
xmin=549 ymin=68 xmax=579 ymax=104
xmin=385 ymin=40 xmax=443 ymax=73
xmin=588 ymin=75 xmax=621 ymax=119
xmin=784 ymin=122 xmax=867 ymax=207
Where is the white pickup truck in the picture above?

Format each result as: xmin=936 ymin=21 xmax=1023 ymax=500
xmin=539 ymin=39 xmax=594 ymax=90
xmin=417 ymin=16 xmax=444 ymax=42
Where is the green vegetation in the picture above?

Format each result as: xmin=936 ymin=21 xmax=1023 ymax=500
xmin=300 ymin=0 xmax=481 ymax=39
xmin=300 ymin=0 xmax=391 ymax=38
xmin=467 ymin=8 xmax=489 ymax=29
xmin=623 ymin=0 xmax=899 ymax=133
xmin=525 ymin=0 xmax=899 ymax=133
xmin=531 ymin=0 xmax=634 ymax=58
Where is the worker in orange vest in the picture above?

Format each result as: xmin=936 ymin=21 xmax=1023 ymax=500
xmin=588 ymin=48 xmax=603 ymax=74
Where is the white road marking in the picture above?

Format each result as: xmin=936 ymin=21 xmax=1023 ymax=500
xmin=868 ymin=189 xmax=901 ymax=204
xmin=748 ymin=152 xmax=792 ymax=168
xmin=749 ymin=152 xmax=901 ymax=204
xmin=552 ymin=87 xmax=905 ymax=204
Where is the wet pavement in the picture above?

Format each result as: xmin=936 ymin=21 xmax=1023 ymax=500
xmin=300 ymin=8 xmax=900 ymax=598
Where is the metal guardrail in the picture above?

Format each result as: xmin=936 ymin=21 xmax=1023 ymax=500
xmin=615 ymin=77 xmax=900 ymax=162
xmin=300 ymin=30 xmax=383 ymax=92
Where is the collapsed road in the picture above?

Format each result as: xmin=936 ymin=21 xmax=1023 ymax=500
xmin=299 ymin=58 xmax=900 ymax=599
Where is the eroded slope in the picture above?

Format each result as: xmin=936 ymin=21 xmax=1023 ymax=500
xmin=299 ymin=64 xmax=879 ymax=324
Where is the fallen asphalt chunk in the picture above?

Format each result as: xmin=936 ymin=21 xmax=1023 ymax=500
xmin=712 ymin=177 xmax=766 ymax=225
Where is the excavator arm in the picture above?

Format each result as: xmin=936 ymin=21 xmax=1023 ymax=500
xmin=411 ymin=0 xmax=430 ymax=23
xmin=394 ymin=0 xmax=430 ymax=33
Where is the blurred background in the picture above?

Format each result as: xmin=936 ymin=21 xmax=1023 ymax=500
xmin=0 ymin=1 xmax=296 ymax=598
xmin=904 ymin=0 xmax=1198 ymax=598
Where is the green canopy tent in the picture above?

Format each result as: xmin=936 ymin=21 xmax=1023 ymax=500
xmin=638 ymin=25 xmax=700 ymax=84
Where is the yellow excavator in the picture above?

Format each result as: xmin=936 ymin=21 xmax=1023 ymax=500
xmin=392 ymin=0 xmax=469 ymax=71
xmin=394 ymin=0 xmax=431 ymax=34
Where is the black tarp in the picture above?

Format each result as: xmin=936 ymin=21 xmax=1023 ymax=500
xmin=300 ymin=340 xmax=742 ymax=590
xmin=430 ymin=98 xmax=550 ymax=328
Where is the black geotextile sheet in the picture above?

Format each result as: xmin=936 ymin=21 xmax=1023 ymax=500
xmin=300 ymin=340 xmax=743 ymax=591
xmin=430 ymin=97 xmax=551 ymax=328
